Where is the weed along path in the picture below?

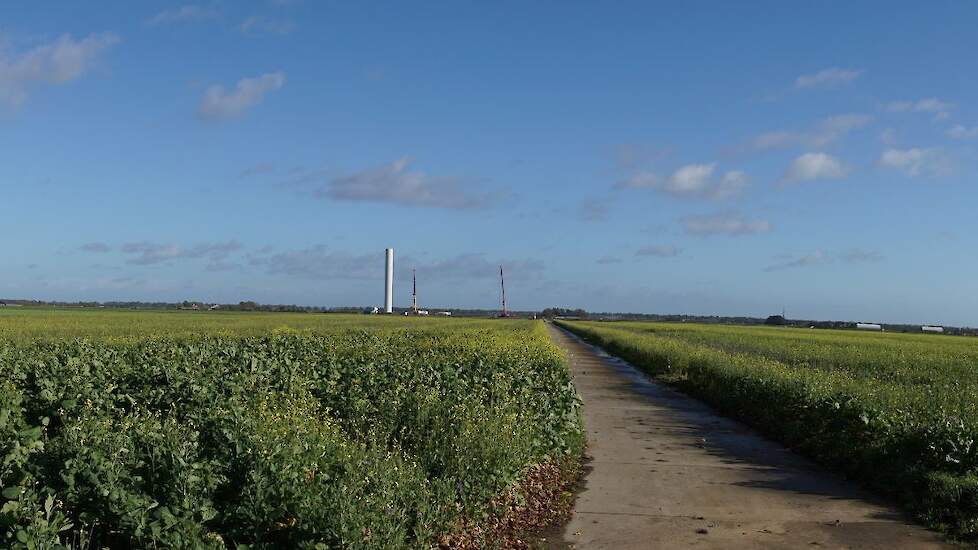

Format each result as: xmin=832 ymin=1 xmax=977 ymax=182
xmin=546 ymin=323 xmax=948 ymax=549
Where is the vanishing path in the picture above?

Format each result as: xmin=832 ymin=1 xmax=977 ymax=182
xmin=546 ymin=323 xmax=949 ymax=550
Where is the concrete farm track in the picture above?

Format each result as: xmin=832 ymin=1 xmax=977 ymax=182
xmin=546 ymin=323 xmax=950 ymax=550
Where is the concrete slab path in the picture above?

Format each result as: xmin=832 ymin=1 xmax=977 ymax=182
xmin=547 ymin=323 xmax=950 ymax=549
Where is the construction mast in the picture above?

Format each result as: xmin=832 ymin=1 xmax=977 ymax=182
xmin=499 ymin=265 xmax=508 ymax=317
xmin=411 ymin=269 xmax=418 ymax=314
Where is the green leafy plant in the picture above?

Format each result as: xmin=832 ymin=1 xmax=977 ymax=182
xmin=557 ymin=319 xmax=978 ymax=540
xmin=0 ymin=315 xmax=583 ymax=548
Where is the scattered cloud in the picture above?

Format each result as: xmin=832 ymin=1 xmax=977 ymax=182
xmin=764 ymin=250 xmax=829 ymax=272
xmin=615 ymin=143 xmax=672 ymax=170
xmin=362 ymin=67 xmax=385 ymax=82
xmin=239 ymin=16 xmax=296 ymax=35
xmin=318 ymin=156 xmax=493 ymax=209
xmin=80 ymin=242 xmax=111 ymax=253
xmin=880 ymin=128 xmax=897 ymax=145
xmin=619 ymin=163 xmax=747 ymax=200
xmin=578 ymin=198 xmax=611 ymax=222
xmin=248 ymin=246 xmax=543 ymax=283
xmin=712 ymin=171 xmax=748 ymax=200
xmin=596 ymin=256 xmax=622 ymax=265
xmin=410 ymin=253 xmax=544 ymax=282
xmin=764 ymin=248 xmax=883 ymax=272
xmin=784 ymin=152 xmax=849 ymax=183
xmin=120 ymin=241 xmax=243 ymax=266
xmin=148 ymin=5 xmax=218 ymax=25
xmin=886 ymin=98 xmax=953 ymax=120
xmin=204 ymin=261 xmax=241 ymax=272
xmin=239 ymin=163 xmax=275 ymax=177
xmin=681 ymin=212 xmax=771 ymax=236
xmin=276 ymin=166 xmax=330 ymax=189
xmin=750 ymin=114 xmax=872 ymax=151
xmin=198 ymin=72 xmax=286 ymax=120
xmin=109 ymin=275 xmax=143 ymax=286
xmin=794 ymin=67 xmax=862 ymax=89
xmin=750 ymin=131 xmax=795 ymax=150
xmin=947 ymin=125 xmax=978 ymax=139
xmin=668 ymin=164 xmax=715 ymax=194
xmin=878 ymin=148 xmax=951 ymax=177
xmin=249 ymin=245 xmax=375 ymax=279
xmin=840 ymin=249 xmax=884 ymax=263
xmin=635 ymin=245 xmax=682 ymax=258
xmin=617 ymin=171 xmax=659 ymax=189
xmin=0 ymin=33 xmax=119 ymax=107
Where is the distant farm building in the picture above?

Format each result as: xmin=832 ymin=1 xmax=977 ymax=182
xmin=856 ymin=323 xmax=883 ymax=331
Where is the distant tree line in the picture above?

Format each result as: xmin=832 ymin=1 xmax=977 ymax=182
xmin=541 ymin=307 xmax=589 ymax=319
xmin=4 ymin=297 xmax=976 ymax=336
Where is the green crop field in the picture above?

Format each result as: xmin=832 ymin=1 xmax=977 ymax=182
xmin=555 ymin=319 xmax=978 ymax=539
xmin=0 ymin=309 xmax=583 ymax=549
xmin=0 ymin=308 xmax=507 ymax=341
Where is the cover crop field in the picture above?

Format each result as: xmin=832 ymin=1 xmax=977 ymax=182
xmin=556 ymin=320 xmax=978 ymax=540
xmin=0 ymin=309 xmax=583 ymax=549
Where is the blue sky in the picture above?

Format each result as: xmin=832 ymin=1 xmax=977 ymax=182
xmin=2 ymin=2 xmax=977 ymax=325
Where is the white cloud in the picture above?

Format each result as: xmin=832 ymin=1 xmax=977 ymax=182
xmin=794 ymin=67 xmax=862 ymax=89
xmin=712 ymin=171 xmax=748 ymax=200
xmin=635 ymin=245 xmax=681 ymax=258
xmin=120 ymin=241 xmax=242 ymax=266
xmin=239 ymin=16 xmax=296 ymax=35
xmin=249 ymin=246 xmax=376 ymax=279
xmin=880 ymin=128 xmax=897 ymax=145
xmin=239 ymin=163 xmax=275 ymax=177
xmin=318 ymin=156 xmax=492 ymax=209
xmin=886 ymin=98 xmax=954 ymax=120
xmin=198 ymin=72 xmax=286 ymax=119
xmin=751 ymin=114 xmax=871 ymax=151
xmin=409 ymin=253 xmax=544 ymax=282
xmin=80 ymin=242 xmax=111 ymax=253
xmin=817 ymin=114 xmax=873 ymax=144
xmin=681 ymin=212 xmax=771 ymax=236
xmin=878 ymin=148 xmax=950 ymax=177
xmin=0 ymin=33 xmax=119 ymax=107
xmin=840 ymin=249 xmax=884 ymax=263
xmin=148 ymin=5 xmax=218 ymax=25
xmin=751 ymin=131 xmax=796 ymax=150
xmin=620 ymin=163 xmax=747 ymax=200
xmin=764 ymin=250 xmax=829 ymax=272
xmin=247 ymin=246 xmax=543 ymax=285
xmin=784 ymin=152 xmax=848 ymax=183
xmin=615 ymin=143 xmax=671 ymax=170
xmin=578 ymin=198 xmax=610 ymax=222
xmin=666 ymin=163 xmax=714 ymax=194
xmin=617 ymin=171 xmax=660 ymax=189
xmin=947 ymin=125 xmax=978 ymax=139
xmin=764 ymin=248 xmax=883 ymax=272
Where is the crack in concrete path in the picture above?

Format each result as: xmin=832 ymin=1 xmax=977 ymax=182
xmin=547 ymin=323 xmax=949 ymax=549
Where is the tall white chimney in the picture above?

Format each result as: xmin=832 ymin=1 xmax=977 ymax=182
xmin=384 ymin=248 xmax=394 ymax=313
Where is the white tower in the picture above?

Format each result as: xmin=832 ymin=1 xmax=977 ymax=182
xmin=384 ymin=248 xmax=394 ymax=313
